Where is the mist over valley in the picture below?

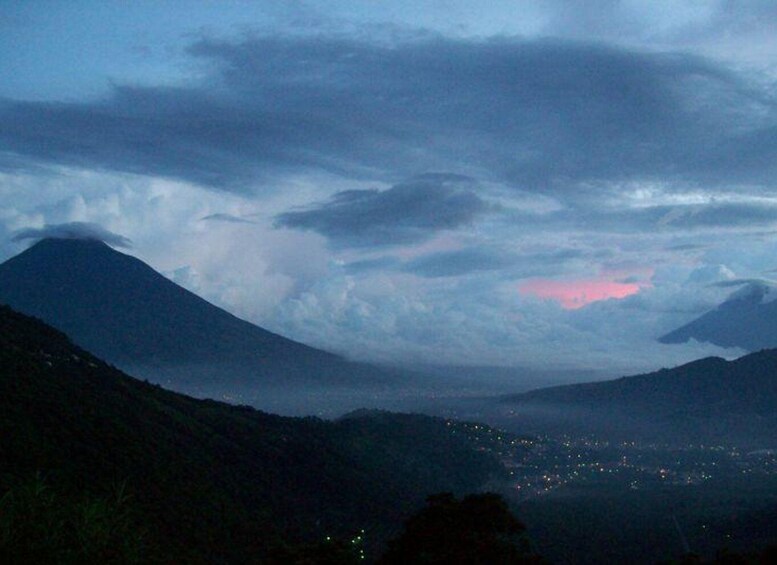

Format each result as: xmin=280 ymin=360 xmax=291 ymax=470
xmin=3 ymin=3 xmax=777 ymax=562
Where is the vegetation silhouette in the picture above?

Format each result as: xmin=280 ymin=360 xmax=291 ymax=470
xmin=0 ymin=304 xmax=503 ymax=562
xmin=0 ymin=474 xmax=146 ymax=564
xmin=379 ymin=492 xmax=544 ymax=564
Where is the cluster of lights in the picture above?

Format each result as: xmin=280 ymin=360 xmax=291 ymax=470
xmin=324 ymin=529 xmax=366 ymax=560
xmin=352 ymin=530 xmax=366 ymax=560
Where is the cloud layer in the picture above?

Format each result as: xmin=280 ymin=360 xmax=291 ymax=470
xmin=275 ymin=174 xmax=491 ymax=247
xmin=2 ymin=18 xmax=777 ymax=374
xmin=12 ymin=221 xmax=132 ymax=248
xmin=1 ymin=35 xmax=775 ymax=200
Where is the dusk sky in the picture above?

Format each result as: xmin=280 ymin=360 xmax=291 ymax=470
xmin=2 ymin=1 xmax=777 ymax=372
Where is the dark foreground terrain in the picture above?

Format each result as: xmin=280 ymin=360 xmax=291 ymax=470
xmin=499 ymin=350 xmax=777 ymax=448
xmin=0 ymin=305 xmax=504 ymax=562
xmin=2 ymin=303 xmax=776 ymax=563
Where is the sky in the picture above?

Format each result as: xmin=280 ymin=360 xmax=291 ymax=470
xmin=2 ymin=1 xmax=777 ymax=373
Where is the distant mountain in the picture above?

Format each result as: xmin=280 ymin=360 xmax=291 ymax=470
xmin=0 ymin=238 xmax=390 ymax=387
xmin=659 ymin=281 xmax=777 ymax=351
xmin=0 ymin=304 xmax=503 ymax=562
xmin=501 ymin=349 xmax=777 ymax=447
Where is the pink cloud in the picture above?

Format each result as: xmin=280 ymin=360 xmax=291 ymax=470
xmin=518 ymin=278 xmax=647 ymax=309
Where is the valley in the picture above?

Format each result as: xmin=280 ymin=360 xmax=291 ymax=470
xmin=1 ymin=239 xmax=776 ymax=563
xmin=4 ymin=7 xmax=777 ymax=562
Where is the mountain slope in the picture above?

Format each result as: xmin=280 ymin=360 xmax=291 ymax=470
xmin=0 ymin=304 xmax=503 ymax=562
xmin=0 ymin=238 xmax=386 ymax=386
xmin=501 ymin=349 xmax=777 ymax=446
xmin=659 ymin=282 xmax=777 ymax=351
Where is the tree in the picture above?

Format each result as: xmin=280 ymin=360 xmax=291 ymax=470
xmin=379 ymin=492 xmax=544 ymax=564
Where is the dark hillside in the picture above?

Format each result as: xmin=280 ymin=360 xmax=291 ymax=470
xmin=0 ymin=305 xmax=503 ymax=562
xmin=501 ymin=350 xmax=777 ymax=446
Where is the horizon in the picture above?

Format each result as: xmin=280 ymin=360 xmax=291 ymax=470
xmin=2 ymin=7 xmax=777 ymax=558
xmin=0 ymin=233 xmax=758 ymax=381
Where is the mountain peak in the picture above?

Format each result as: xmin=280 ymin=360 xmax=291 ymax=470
xmin=721 ymin=281 xmax=777 ymax=306
xmin=35 ymin=236 xmax=111 ymax=246
xmin=27 ymin=236 xmax=116 ymax=255
xmin=0 ymin=238 xmax=375 ymax=388
xmin=12 ymin=221 xmax=131 ymax=248
xmin=659 ymin=281 xmax=777 ymax=350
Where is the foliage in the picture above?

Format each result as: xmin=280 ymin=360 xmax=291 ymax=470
xmin=0 ymin=304 xmax=502 ymax=562
xmin=0 ymin=474 xmax=146 ymax=564
xmin=379 ymin=493 xmax=543 ymax=564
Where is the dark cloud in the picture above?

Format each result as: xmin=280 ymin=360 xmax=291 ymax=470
xmin=200 ymin=213 xmax=255 ymax=224
xmin=660 ymin=203 xmax=777 ymax=229
xmin=335 ymin=245 xmax=589 ymax=279
xmin=710 ymin=278 xmax=777 ymax=289
xmin=342 ymin=256 xmax=401 ymax=274
xmin=507 ymin=201 xmax=777 ymax=235
xmin=401 ymin=246 xmax=587 ymax=278
xmin=275 ymin=174 xmax=491 ymax=246
xmin=592 ymin=202 xmax=777 ymax=233
xmin=402 ymin=248 xmax=515 ymax=278
xmin=12 ymin=222 xmax=132 ymax=248
xmin=665 ymin=243 xmax=707 ymax=252
xmin=0 ymin=36 xmax=775 ymax=197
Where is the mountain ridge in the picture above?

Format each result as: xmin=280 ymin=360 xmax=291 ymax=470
xmin=0 ymin=303 xmax=503 ymax=562
xmin=0 ymin=238 xmax=386 ymax=387
xmin=500 ymin=348 xmax=777 ymax=446
xmin=659 ymin=281 xmax=777 ymax=351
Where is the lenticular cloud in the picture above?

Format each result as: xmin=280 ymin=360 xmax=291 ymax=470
xmin=12 ymin=222 xmax=132 ymax=248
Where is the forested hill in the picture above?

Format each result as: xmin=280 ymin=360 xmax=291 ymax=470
xmin=501 ymin=350 xmax=777 ymax=447
xmin=0 ymin=305 xmax=503 ymax=562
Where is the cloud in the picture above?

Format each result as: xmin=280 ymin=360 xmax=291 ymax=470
xmin=666 ymin=243 xmax=707 ymax=252
xmin=686 ymin=264 xmax=736 ymax=284
xmin=11 ymin=221 xmax=132 ymax=247
xmin=0 ymin=165 xmax=747 ymax=374
xmin=657 ymin=202 xmax=777 ymax=229
xmin=200 ymin=213 xmax=255 ymax=224
xmin=502 ymin=200 xmax=777 ymax=237
xmin=402 ymin=247 xmax=514 ymax=278
xmin=275 ymin=174 xmax=491 ymax=247
xmin=270 ymin=267 xmax=740 ymax=372
xmin=343 ymin=256 xmax=402 ymax=274
xmin=0 ymin=35 xmax=775 ymax=199
xmin=3 ymin=25 xmax=777 ymax=374
xmin=400 ymin=246 xmax=586 ymax=279
xmin=710 ymin=277 xmax=777 ymax=289
xmin=518 ymin=278 xmax=645 ymax=309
